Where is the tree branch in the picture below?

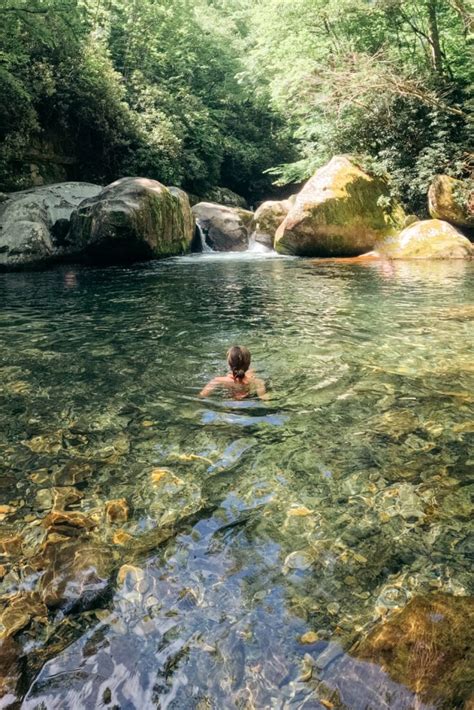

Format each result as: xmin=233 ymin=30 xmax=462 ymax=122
xmin=2 ymin=6 xmax=48 ymax=13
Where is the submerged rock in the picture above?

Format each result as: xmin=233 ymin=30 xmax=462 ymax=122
xmin=353 ymin=593 xmax=474 ymax=707
xmin=275 ymin=156 xmax=406 ymax=256
xmin=428 ymin=175 xmax=474 ymax=232
xmin=68 ymin=177 xmax=194 ymax=262
xmin=192 ymin=202 xmax=253 ymax=251
xmin=0 ymin=592 xmax=47 ymax=638
xmin=38 ymin=540 xmax=112 ymax=611
xmin=0 ymin=636 xmax=24 ymax=705
xmin=0 ymin=182 xmax=101 ymax=270
xmin=105 ymin=498 xmax=129 ymax=524
xmin=250 ymin=200 xmax=292 ymax=249
xmin=376 ymin=219 xmax=473 ymax=259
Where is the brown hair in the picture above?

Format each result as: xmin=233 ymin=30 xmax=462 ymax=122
xmin=227 ymin=346 xmax=251 ymax=382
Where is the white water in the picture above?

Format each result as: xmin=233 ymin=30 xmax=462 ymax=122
xmin=247 ymin=233 xmax=273 ymax=254
xmin=196 ymin=221 xmax=214 ymax=253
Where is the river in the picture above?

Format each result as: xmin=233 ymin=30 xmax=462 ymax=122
xmin=0 ymin=254 xmax=473 ymax=708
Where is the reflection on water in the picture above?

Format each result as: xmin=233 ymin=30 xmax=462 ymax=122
xmin=0 ymin=255 xmax=473 ymax=709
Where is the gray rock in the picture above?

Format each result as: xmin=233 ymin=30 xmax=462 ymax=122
xmin=314 ymin=642 xmax=344 ymax=670
xmin=192 ymin=202 xmax=253 ymax=251
xmin=0 ymin=182 xmax=102 ymax=269
xmin=203 ymin=187 xmax=248 ymax=209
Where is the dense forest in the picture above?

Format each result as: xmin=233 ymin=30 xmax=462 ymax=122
xmin=0 ymin=0 xmax=472 ymax=212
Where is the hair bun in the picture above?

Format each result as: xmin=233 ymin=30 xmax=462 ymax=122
xmin=233 ymin=368 xmax=245 ymax=381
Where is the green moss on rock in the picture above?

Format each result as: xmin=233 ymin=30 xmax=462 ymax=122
xmin=428 ymin=175 xmax=474 ymax=231
xmin=275 ymin=156 xmax=406 ymax=257
xmin=376 ymin=219 xmax=473 ymax=259
xmin=68 ymin=178 xmax=194 ymax=263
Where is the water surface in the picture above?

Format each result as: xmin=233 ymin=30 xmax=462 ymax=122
xmin=0 ymin=255 xmax=473 ymax=709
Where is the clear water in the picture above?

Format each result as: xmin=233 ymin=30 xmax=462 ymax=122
xmin=0 ymin=254 xmax=473 ymax=709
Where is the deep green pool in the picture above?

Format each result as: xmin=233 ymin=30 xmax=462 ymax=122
xmin=0 ymin=254 xmax=473 ymax=709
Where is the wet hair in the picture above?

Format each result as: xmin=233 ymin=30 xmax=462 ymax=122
xmin=227 ymin=346 xmax=251 ymax=382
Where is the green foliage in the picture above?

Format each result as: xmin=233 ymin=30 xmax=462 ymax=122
xmin=0 ymin=0 xmax=293 ymax=198
xmin=241 ymin=0 xmax=472 ymax=213
xmin=0 ymin=0 xmax=470 ymax=209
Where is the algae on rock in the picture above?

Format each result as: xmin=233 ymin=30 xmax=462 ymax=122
xmin=275 ymin=156 xmax=406 ymax=257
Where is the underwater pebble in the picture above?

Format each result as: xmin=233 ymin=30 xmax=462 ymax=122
xmin=283 ymin=550 xmax=313 ymax=573
xmin=299 ymin=631 xmax=319 ymax=644
xmin=105 ymin=499 xmax=129 ymax=524
xmin=315 ymin=644 xmax=344 ymax=670
xmin=287 ymin=506 xmax=312 ymax=517
xmin=113 ymin=530 xmax=132 ymax=546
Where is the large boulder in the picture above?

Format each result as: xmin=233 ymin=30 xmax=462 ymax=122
xmin=192 ymin=202 xmax=253 ymax=251
xmin=0 ymin=182 xmax=101 ymax=270
xmin=250 ymin=199 xmax=292 ymax=249
xmin=68 ymin=177 xmax=194 ymax=262
xmin=428 ymin=175 xmax=474 ymax=232
xmin=376 ymin=219 xmax=473 ymax=259
xmin=275 ymin=156 xmax=406 ymax=257
xmin=203 ymin=187 xmax=248 ymax=209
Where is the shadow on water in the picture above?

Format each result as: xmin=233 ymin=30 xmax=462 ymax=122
xmin=0 ymin=256 xmax=473 ymax=708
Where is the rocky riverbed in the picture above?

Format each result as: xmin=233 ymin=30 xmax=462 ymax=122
xmin=0 ymin=256 xmax=472 ymax=707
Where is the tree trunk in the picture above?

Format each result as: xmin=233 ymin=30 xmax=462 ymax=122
xmin=426 ymin=0 xmax=444 ymax=75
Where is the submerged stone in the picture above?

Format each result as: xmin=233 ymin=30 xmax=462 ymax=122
xmin=0 ymin=636 xmax=24 ymax=705
xmin=0 ymin=534 xmax=23 ymax=558
xmin=353 ymin=593 xmax=474 ymax=707
xmin=0 ymin=592 xmax=47 ymax=638
xmin=105 ymin=498 xmax=129 ymax=524
xmin=39 ymin=541 xmax=113 ymax=611
xmin=53 ymin=460 xmax=94 ymax=486
xmin=299 ymin=631 xmax=319 ymax=644
xmin=42 ymin=510 xmax=96 ymax=536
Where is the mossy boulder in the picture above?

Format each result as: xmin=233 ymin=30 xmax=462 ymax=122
xmin=275 ymin=156 xmax=406 ymax=257
xmin=428 ymin=175 xmax=474 ymax=232
xmin=0 ymin=182 xmax=101 ymax=270
xmin=250 ymin=199 xmax=292 ymax=249
xmin=376 ymin=219 xmax=473 ymax=259
xmin=353 ymin=593 xmax=474 ymax=708
xmin=68 ymin=177 xmax=194 ymax=263
xmin=192 ymin=202 xmax=253 ymax=251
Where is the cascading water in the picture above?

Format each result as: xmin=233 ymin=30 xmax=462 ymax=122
xmin=247 ymin=233 xmax=273 ymax=254
xmin=196 ymin=220 xmax=214 ymax=253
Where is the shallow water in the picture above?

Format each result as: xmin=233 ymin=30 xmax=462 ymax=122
xmin=0 ymin=255 xmax=473 ymax=709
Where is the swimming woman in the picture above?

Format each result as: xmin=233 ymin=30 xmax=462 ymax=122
xmin=199 ymin=346 xmax=267 ymax=400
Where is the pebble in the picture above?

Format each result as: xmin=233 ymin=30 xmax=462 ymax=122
xmin=0 ymin=505 xmax=16 ymax=522
xmin=113 ymin=530 xmax=132 ymax=546
xmin=299 ymin=631 xmax=319 ymax=644
xmin=105 ymin=499 xmax=129 ymax=524
xmin=287 ymin=506 xmax=312 ymax=517
xmin=315 ymin=643 xmax=344 ymax=670
xmin=150 ymin=468 xmax=183 ymax=487
xmin=327 ymin=602 xmax=340 ymax=615
xmin=283 ymin=550 xmax=313 ymax=573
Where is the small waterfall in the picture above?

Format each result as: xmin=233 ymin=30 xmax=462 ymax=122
xmin=247 ymin=233 xmax=273 ymax=254
xmin=196 ymin=221 xmax=213 ymax=253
